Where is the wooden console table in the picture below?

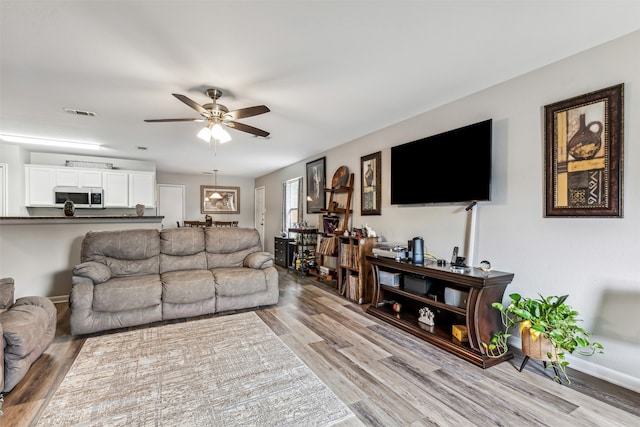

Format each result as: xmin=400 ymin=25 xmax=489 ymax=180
xmin=366 ymin=256 xmax=514 ymax=368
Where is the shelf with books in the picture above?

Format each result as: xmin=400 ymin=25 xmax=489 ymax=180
xmin=337 ymin=235 xmax=378 ymax=304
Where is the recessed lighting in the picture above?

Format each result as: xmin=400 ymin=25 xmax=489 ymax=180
xmin=0 ymin=134 xmax=102 ymax=150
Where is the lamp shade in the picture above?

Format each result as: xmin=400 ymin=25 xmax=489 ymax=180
xmin=211 ymin=123 xmax=232 ymax=143
xmin=197 ymin=125 xmax=211 ymax=142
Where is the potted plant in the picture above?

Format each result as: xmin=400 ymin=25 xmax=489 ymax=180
xmin=483 ymin=293 xmax=604 ymax=383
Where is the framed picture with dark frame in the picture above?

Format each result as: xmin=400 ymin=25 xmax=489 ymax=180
xmin=544 ymin=83 xmax=623 ymax=217
xmin=200 ymin=185 xmax=240 ymax=214
xmin=361 ymin=151 xmax=381 ymax=215
xmin=306 ymin=157 xmax=326 ymax=213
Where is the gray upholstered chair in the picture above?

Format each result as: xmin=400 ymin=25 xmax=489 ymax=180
xmin=0 ymin=278 xmax=57 ymax=394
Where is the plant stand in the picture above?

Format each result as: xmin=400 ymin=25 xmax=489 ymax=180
xmin=520 ymin=328 xmax=564 ymax=383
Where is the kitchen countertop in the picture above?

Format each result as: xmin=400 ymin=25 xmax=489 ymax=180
xmin=0 ymin=216 xmax=164 ymax=224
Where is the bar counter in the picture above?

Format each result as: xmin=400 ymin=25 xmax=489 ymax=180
xmin=0 ymin=216 xmax=164 ymax=225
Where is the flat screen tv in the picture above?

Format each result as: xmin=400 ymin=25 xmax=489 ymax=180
xmin=391 ymin=119 xmax=492 ymax=204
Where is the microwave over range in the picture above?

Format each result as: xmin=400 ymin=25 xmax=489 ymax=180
xmin=54 ymin=187 xmax=104 ymax=208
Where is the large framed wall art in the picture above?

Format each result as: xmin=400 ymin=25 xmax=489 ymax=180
xmin=306 ymin=157 xmax=326 ymax=214
xmin=201 ymin=185 xmax=240 ymax=214
xmin=544 ymin=84 xmax=624 ymax=217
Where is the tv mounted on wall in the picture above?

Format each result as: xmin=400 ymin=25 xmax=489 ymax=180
xmin=391 ymin=119 xmax=492 ymax=205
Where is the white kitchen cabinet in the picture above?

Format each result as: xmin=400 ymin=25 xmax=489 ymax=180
xmin=103 ymin=171 xmax=129 ymax=207
xmin=79 ymin=170 xmax=103 ymax=187
xmin=55 ymin=168 xmax=80 ymax=187
xmin=25 ymin=166 xmax=56 ymax=206
xmin=128 ymin=172 xmax=156 ymax=208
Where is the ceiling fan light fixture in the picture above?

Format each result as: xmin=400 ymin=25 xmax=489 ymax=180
xmin=211 ymin=123 xmax=231 ymax=143
xmin=197 ymin=124 xmax=212 ymax=142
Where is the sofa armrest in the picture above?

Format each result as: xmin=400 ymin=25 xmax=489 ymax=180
xmin=243 ymin=252 xmax=274 ymax=270
xmin=73 ymin=261 xmax=112 ymax=284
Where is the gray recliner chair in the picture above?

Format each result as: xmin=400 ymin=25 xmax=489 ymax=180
xmin=0 ymin=278 xmax=57 ymax=394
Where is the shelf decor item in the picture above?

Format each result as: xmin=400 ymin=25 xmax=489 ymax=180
xmin=544 ymin=83 xmax=623 ymax=217
xmin=361 ymin=151 xmax=381 ymax=215
xmin=306 ymin=157 xmax=326 ymax=213
xmin=483 ymin=293 xmax=604 ymax=383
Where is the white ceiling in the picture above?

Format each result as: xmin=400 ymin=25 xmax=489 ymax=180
xmin=2 ymin=1 xmax=639 ymax=178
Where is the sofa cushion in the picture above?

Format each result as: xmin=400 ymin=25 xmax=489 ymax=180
xmin=93 ymin=274 xmax=162 ymax=312
xmin=81 ymin=229 xmax=160 ymax=276
xmin=212 ymin=268 xmax=267 ymax=297
xmin=204 ymin=228 xmax=262 ymax=268
xmin=161 ymin=270 xmax=216 ymax=304
xmin=160 ymin=228 xmax=205 ymax=255
xmin=73 ymin=261 xmax=112 ymax=284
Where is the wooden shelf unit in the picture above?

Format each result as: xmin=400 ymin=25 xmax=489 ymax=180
xmin=338 ymin=236 xmax=379 ymax=304
xmin=366 ymin=255 xmax=514 ymax=368
xmin=321 ymin=173 xmax=354 ymax=234
xmin=287 ymin=228 xmax=318 ymax=275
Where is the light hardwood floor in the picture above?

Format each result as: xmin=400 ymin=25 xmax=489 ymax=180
xmin=2 ymin=267 xmax=638 ymax=426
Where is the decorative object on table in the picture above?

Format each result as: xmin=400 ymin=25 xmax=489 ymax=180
xmin=200 ymin=184 xmax=240 ymax=214
xmin=418 ymin=307 xmax=435 ymax=326
xmin=63 ymin=200 xmax=75 ymax=216
xmin=392 ymin=302 xmax=402 ymax=313
xmin=135 ymin=204 xmax=145 ymax=216
xmin=205 ymin=214 xmax=212 ymax=226
xmin=544 ymin=83 xmax=623 ymax=217
xmin=452 ymin=324 xmax=468 ymax=342
xmin=306 ymin=157 xmax=326 ymax=213
xmin=361 ymin=151 xmax=381 ymax=215
xmin=483 ymin=293 xmax=604 ymax=383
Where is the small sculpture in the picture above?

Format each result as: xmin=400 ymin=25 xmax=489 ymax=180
xmin=418 ymin=307 xmax=435 ymax=326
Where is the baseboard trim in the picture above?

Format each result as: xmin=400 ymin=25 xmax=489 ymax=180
xmin=50 ymin=295 xmax=69 ymax=305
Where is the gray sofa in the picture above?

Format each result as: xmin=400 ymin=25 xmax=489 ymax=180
xmin=1 ymin=277 xmax=57 ymax=394
xmin=70 ymin=227 xmax=278 ymax=335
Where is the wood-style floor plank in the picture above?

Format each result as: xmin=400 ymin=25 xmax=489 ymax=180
xmin=1 ymin=267 xmax=638 ymax=426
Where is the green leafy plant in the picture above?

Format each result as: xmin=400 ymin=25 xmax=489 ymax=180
xmin=483 ymin=293 xmax=604 ymax=383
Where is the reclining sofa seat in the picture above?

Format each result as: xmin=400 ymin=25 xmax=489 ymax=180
xmin=70 ymin=227 xmax=278 ymax=335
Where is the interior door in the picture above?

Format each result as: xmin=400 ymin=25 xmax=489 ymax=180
xmin=158 ymin=184 xmax=185 ymax=228
xmin=0 ymin=163 xmax=7 ymax=216
xmin=254 ymin=186 xmax=265 ymax=250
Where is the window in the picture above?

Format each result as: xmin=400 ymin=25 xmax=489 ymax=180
xmin=283 ymin=177 xmax=303 ymax=232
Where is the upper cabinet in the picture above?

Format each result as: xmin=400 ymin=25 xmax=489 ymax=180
xmin=25 ymin=165 xmax=156 ymax=208
xmin=128 ymin=172 xmax=156 ymax=208
xmin=25 ymin=165 xmax=56 ymax=206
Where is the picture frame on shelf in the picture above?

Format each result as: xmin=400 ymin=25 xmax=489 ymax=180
xmin=200 ymin=185 xmax=240 ymax=214
xmin=306 ymin=157 xmax=326 ymax=213
xmin=361 ymin=151 xmax=381 ymax=215
xmin=544 ymin=84 xmax=623 ymax=217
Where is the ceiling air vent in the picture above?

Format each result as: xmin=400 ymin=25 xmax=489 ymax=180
xmin=63 ymin=108 xmax=96 ymax=117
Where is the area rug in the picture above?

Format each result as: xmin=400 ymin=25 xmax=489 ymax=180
xmin=38 ymin=312 xmax=356 ymax=426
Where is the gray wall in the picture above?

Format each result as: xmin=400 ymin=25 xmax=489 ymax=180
xmin=256 ymin=31 xmax=640 ymax=390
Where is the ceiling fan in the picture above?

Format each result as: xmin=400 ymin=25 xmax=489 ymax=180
xmin=144 ymin=89 xmax=270 ymax=140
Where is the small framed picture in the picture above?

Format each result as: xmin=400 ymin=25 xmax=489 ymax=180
xmin=361 ymin=151 xmax=381 ymax=215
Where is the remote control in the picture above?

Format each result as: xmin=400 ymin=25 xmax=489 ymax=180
xmin=451 ymin=246 xmax=458 ymax=265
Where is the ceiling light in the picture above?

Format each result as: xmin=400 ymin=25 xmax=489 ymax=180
xmin=0 ymin=134 xmax=102 ymax=150
xmin=204 ymin=169 xmax=223 ymax=201
xmin=197 ymin=124 xmax=212 ymax=142
xmin=211 ymin=123 xmax=231 ymax=144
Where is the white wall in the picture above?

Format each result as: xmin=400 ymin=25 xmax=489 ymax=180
xmin=256 ymin=31 xmax=640 ymax=391
xmin=157 ymin=172 xmax=256 ymax=227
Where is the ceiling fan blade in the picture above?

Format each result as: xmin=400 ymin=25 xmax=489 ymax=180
xmin=223 ymin=105 xmax=270 ymax=120
xmin=172 ymin=94 xmax=211 ymax=117
xmin=144 ymin=118 xmax=205 ymax=123
xmin=225 ymin=121 xmax=270 ymax=138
